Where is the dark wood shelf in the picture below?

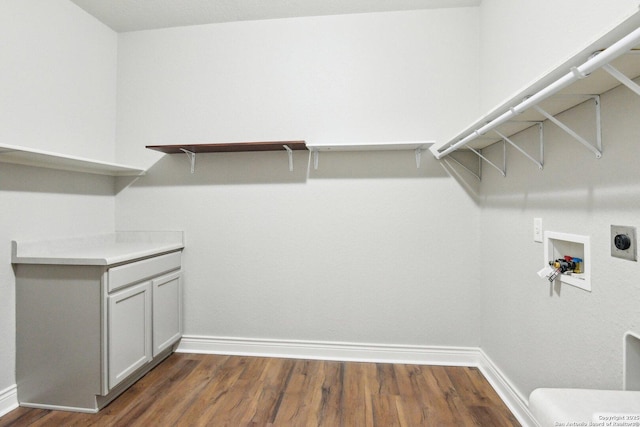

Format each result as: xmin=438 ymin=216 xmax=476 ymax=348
xmin=146 ymin=141 xmax=307 ymax=154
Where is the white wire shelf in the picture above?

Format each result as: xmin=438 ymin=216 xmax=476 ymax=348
xmin=431 ymin=15 xmax=640 ymax=166
xmin=306 ymin=140 xmax=435 ymax=169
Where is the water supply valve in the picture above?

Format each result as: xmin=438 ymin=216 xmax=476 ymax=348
xmin=549 ymin=256 xmax=576 ymax=273
xmin=538 ymin=255 xmax=583 ymax=283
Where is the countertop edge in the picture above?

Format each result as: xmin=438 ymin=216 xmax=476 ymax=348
xmin=11 ymin=235 xmax=185 ymax=266
xmin=12 ymin=245 xmax=184 ymax=266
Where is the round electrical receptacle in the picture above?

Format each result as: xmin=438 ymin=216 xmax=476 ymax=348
xmin=615 ymin=234 xmax=632 ymax=250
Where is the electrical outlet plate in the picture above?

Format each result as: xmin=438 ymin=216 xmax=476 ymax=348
xmin=611 ymin=225 xmax=637 ymax=261
xmin=534 ymin=218 xmax=543 ymax=242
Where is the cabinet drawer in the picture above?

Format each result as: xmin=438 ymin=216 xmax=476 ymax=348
xmin=108 ymin=251 xmax=181 ymax=293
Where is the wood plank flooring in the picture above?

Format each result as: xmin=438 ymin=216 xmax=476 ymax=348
xmin=0 ymin=353 xmax=520 ymax=426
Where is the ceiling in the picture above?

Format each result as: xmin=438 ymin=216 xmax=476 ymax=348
xmin=69 ymin=0 xmax=480 ymax=32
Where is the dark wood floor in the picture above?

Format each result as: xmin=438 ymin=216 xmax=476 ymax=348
xmin=0 ymin=353 xmax=520 ymax=426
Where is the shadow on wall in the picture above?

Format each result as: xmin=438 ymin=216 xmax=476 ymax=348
xmin=438 ymin=150 xmax=482 ymax=202
xmin=0 ymin=162 xmax=115 ymax=196
xmin=116 ymin=148 xmax=456 ymax=191
xmin=475 ymin=141 xmax=640 ymax=213
xmin=442 ymin=85 xmax=640 ymax=213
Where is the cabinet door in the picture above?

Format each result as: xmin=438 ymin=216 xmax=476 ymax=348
xmin=108 ymin=281 xmax=152 ymax=390
xmin=152 ymin=270 xmax=182 ymax=357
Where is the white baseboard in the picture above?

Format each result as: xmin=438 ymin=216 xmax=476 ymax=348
xmin=178 ymin=335 xmax=538 ymax=426
xmin=0 ymin=337 xmax=538 ymax=425
xmin=477 ymin=350 xmax=540 ymax=427
xmin=178 ymin=335 xmax=480 ymax=366
xmin=0 ymin=384 xmax=18 ymax=418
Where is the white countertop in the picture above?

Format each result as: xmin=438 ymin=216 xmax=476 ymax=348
xmin=11 ymin=231 xmax=184 ymax=266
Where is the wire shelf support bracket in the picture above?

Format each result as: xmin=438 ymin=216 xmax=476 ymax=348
xmin=496 ymin=121 xmax=544 ymax=170
xmin=468 ymin=140 xmax=506 ymax=178
xmin=602 ymin=63 xmax=640 ymax=96
xmin=532 ymin=95 xmax=602 ymax=158
xmin=430 ymin=26 xmax=640 ymax=162
xmin=445 ymin=153 xmax=482 ymax=181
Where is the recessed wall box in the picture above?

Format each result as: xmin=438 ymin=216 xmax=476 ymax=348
xmin=544 ymin=231 xmax=591 ymax=292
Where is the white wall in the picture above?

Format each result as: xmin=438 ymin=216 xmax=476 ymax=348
xmin=479 ymin=0 xmax=639 ymax=112
xmin=477 ymin=80 xmax=640 ymax=400
xmin=1 ymin=0 xmax=118 ymax=160
xmin=7 ymin=0 xmax=637 ymax=415
xmin=116 ymin=9 xmax=480 ymax=169
xmin=471 ymin=0 xmax=640 ymax=402
xmin=0 ymin=0 xmax=118 ymax=396
xmin=115 ymin=9 xmax=484 ymax=348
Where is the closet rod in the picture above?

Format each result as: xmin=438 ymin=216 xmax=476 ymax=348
xmin=432 ymin=26 xmax=640 ymax=160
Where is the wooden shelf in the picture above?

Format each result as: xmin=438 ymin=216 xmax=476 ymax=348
xmin=146 ymin=141 xmax=307 ymax=173
xmin=146 ymin=141 xmax=437 ymax=172
xmin=0 ymin=143 xmax=145 ymax=176
xmin=146 ymin=141 xmax=307 ymax=154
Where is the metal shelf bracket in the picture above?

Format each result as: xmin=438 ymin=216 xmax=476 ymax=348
xmin=180 ymin=148 xmax=196 ymax=174
xmin=432 ymin=27 xmax=640 ymax=161
xmin=283 ymin=145 xmax=294 ymax=172
xmin=602 ymin=63 xmax=640 ymax=97
xmin=415 ymin=147 xmax=423 ymax=168
xmin=532 ymin=95 xmax=602 ymax=158
xmin=445 ymin=153 xmax=481 ymax=181
xmin=468 ymin=141 xmax=506 ymax=178
xmin=495 ymin=123 xmax=544 ymax=170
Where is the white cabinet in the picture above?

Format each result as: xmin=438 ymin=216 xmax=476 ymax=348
xmin=108 ymin=281 xmax=153 ymax=389
xmin=108 ymin=269 xmax=183 ymax=388
xmin=15 ymin=249 xmax=183 ymax=413
xmin=152 ymin=271 xmax=183 ymax=357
